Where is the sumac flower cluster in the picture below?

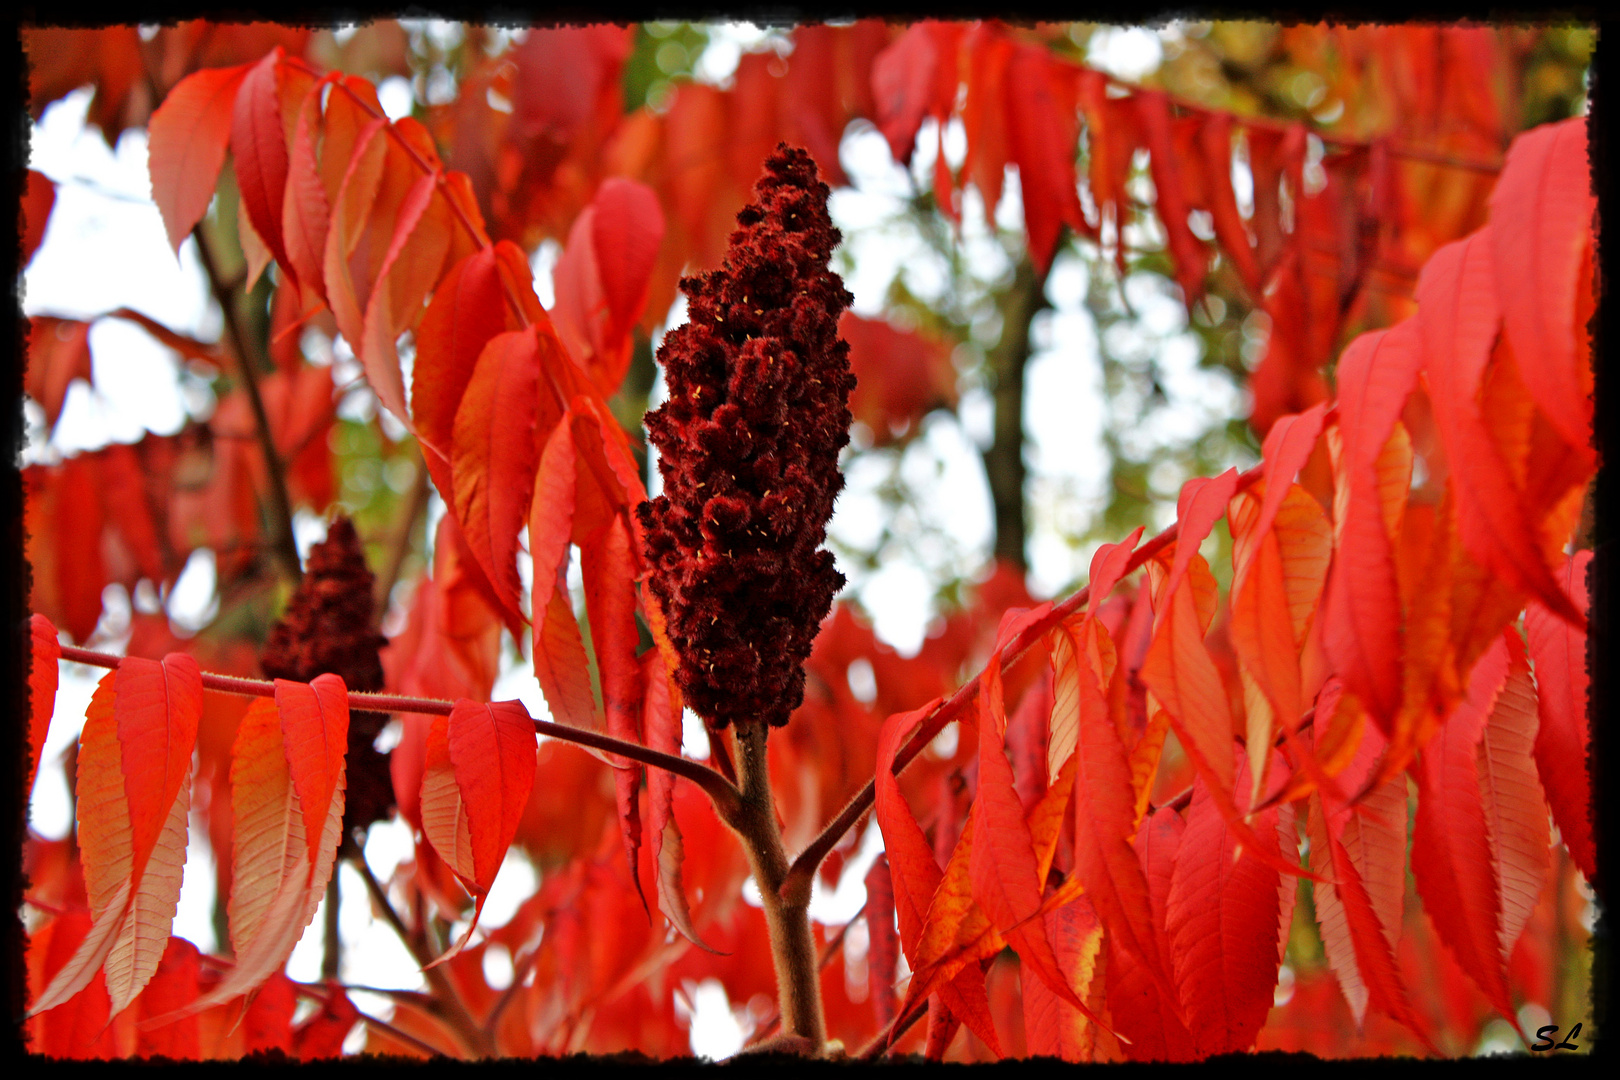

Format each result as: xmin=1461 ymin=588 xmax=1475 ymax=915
xmin=638 ymin=144 xmax=857 ymax=729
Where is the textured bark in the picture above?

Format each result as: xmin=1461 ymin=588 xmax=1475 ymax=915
xmin=984 ymin=258 xmax=1051 ymax=572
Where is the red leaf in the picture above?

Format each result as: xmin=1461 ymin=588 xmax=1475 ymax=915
xmin=871 ymin=702 xmax=1000 ymax=1051
xmin=1411 ymin=636 xmax=1516 ymax=1023
xmin=1021 ymin=898 xmax=1104 ymax=1061
xmin=281 ymin=74 xmax=336 ymax=310
xmin=231 ymin=49 xmax=295 ymax=282
xmin=1416 ymin=232 xmax=1579 ymax=624
xmin=1476 ymin=633 xmax=1548 ymax=969
xmin=1307 ymin=793 xmax=1437 ymax=1052
xmin=243 ymin=971 xmax=298 ymax=1054
xmin=1489 ymin=118 xmax=1595 ymax=453
xmin=1137 ymin=89 xmax=1208 ymax=309
xmin=452 ymin=327 xmax=545 ymax=628
xmin=1165 ymin=469 xmax=1239 ymax=599
xmin=528 ymin=411 xmax=600 ymax=734
xmin=134 ymin=937 xmax=201 ymax=1060
xmin=358 ymin=169 xmax=453 ymax=428
xmin=591 ymin=177 xmax=665 ymax=345
xmin=28 ymin=614 xmax=60 ymax=795
xmin=1003 ymin=44 xmax=1085 ymax=272
xmin=870 ymin=23 xmax=948 ymax=166
xmin=321 ymin=116 xmax=391 ymax=356
xmin=23 ymin=168 xmax=55 ymax=267
xmin=293 ymin=987 xmax=360 ymax=1059
xmin=1197 ymin=112 xmax=1261 ymax=296
xmin=1108 ymin=808 xmax=1196 ymax=1062
xmin=961 ymin=24 xmax=1013 ymax=228
xmin=24 ymin=317 xmax=93 ymax=431
xmin=31 ymin=656 xmax=201 ymax=1018
xmin=1164 ymin=761 xmax=1283 ymax=1057
xmin=147 ymin=62 xmax=251 ymax=253
xmin=448 ymin=700 xmax=537 ymax=892
xmin=865 ymin=855 xmax=899 ymax=1027
xmin=1525 ymin=550 xmax=1593 ymax=880
xmin=275 ymin=674 xmax=350 ymax=873
xmin=971 ymin=654 xmax=1104 ymax=1027
xmin=1054 ymin=618 xmax=1176 ymax=1009
xmin=1321 ymin=322 xmax=1423 ymax=729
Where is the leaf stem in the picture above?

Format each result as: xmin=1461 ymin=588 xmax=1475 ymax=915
xmin=191 ymin=223 xmax=304 ymax=582
xmin=52 ymin=642 xmax=744 ymax=818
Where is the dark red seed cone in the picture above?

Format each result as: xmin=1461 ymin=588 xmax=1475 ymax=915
xmin=260 ymin=516 xmax=392 ymax=833
xmin=637 ymin=144 xmax=856 ymax=730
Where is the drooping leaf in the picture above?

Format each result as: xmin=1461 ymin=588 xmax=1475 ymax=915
xmin=591 ymin=177 xmax=666 ymax=346
xmin=1054 ymin=619 xmax=1177 ymax=1010
xmin=1410 ymin=635 xmax=1516 ymax=1025
xmin=529 ymin=410 xmax=601 ymax=735
xmin=134 ymin=936 xmax=202 ymax=1060
xmin=1322 ymin=322 xmax=1423 ymax=730
xmin=1164 ymin=760 xmax=1284 ymax=1058
xmin=1021 ymin=898 xmax=1104 ymax=1062
xmin=453 ymin=327 xmax=545 ymax=628
xmin=1415 ymin=232 xmax=1578 ymax=624
xmin=865 ymin=854 xmax=899 ymax=1028
xmin=1489 ymin=118 xmax=1595 ymax=454
xmin=147 ymin=62 xmax=252 ymax=253
xmin=358 ymin=169 xmax=453 ymax=429
xmin=1525 ymin=550 xmax=1593 ymax=880
xmin=1003 ymin=44 xmax=1086 ymax=272
xmin=1474 ymin=632 xmax=1548 ymax=968
xmin=1136 ymin=89 xmax=1208 ymax=309
xmin=31 ymin=655 xmax=202 ymax=1017
xmin=1108 ymin=807 xmax=1196 ymax=1062
xmin=231 ymin=49 xmax=296 ymax=282
xmin=419 ymin=699 xmax=537 ymax=963
xmin=871 ymin=702 xmax=1001 ymax=1054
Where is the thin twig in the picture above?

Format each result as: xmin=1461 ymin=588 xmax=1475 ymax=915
xmin=194 ymin=952 xmax=448 ymax=1058
xmin=191 ymin=224 xmax=304 ymax=582
xmin=373 ymin=458 xmax=431 ymax=621
xmin=345 ymin=846 xmax=494 ymax=1058
xmin=52 ymin=642 xmax=743 ymax=817
xmin=857 ymin=996 xmax=929 ymax=1060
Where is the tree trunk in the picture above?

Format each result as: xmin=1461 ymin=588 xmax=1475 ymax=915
xmin=983 ymin=258 xmax=1050 ymax=572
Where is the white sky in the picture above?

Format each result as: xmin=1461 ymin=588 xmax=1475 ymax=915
xmin=22 ymin=21 xmax=1182 ymax=1060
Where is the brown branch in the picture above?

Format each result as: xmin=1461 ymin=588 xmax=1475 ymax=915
xmin=745 ymin=896 xmax=870 ymax=1048
xmin=372 ymin=458 xmax=431 ymax=620
xmin=195 ymin=952 xmax=448 ymax=1058
xmin=344 ymin=845 xmax=494 ymax=1058
xmin=191 ymin=223 xmax=303 ymax=582
xmin=52 ymin=643 xmax=744 ymax=819
xmin=725 ymin=723 xmax=825 ymax=1050
xmin=779 ymin=442 xmax=1321 ymax=899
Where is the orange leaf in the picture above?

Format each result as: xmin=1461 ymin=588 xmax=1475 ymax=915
xmin=1137 ymin=89 xmax=1208 ymax=309
xmin=134 ymin=937 xmax=202 ymax=1060
xmin=147 ymin=62 xmax=251 ymax=253
xmin=1021 ymin=899 xmax=1104 ymax=1062
xmin=449 ymin=699 xmax=537 ymax=889
xmin=321 ymin=116 xmax=391 ymax=355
